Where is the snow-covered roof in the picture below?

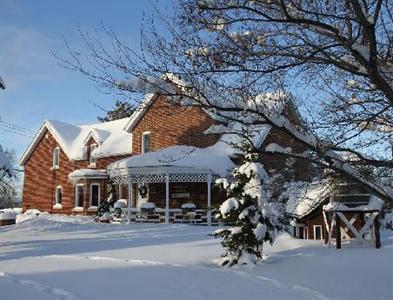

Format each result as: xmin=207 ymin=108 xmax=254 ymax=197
xmin=0 ymin=145 xmax=13 ymax=176
xmin=68 ymin=169 xmax=107 ymax=180
xmin=284 ymin=181 xmax=333 ymax=219
xmin=323 ymin=195 xmax=384 ymax=212
xmin=108 ymin=141 xmax=235 ymax=177
xmin=20 ymin=117 xmax=132 ymax=165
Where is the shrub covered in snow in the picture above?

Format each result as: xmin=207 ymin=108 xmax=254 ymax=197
xmin=114 ymin=199 xmax=128 ymax=209
xmin=140 ymin=202 xmax=156 ymax=211
xmin=181 ymin=202 xmax=196 ymax=212
xmin=214 ymin=140 xmax=286 ymax=267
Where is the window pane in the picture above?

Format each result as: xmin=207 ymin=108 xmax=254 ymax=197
xmin=90 ymin=145 xmax=97 ymax=164
xmin=91 ymin=185 xmax=99 ymax=207
xmin=315 ymin=226 xmax=322 ymax=240
xmin=142 ymin=133 xmax=150 ymax=153
xmin=76 ymin=186 xmax=84 ymax=207
xmin=56 ymin=188 xmax=62 ymax=205
xmin=53 ymin=148 xmax=59 ymax=167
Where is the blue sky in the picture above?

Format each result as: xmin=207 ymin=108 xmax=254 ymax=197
xmin=0 ymin=0 xmax=168 ymax=160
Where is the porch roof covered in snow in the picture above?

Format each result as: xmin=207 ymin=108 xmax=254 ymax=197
xmin=107 ymin=143 xmax=235 ymax=184
xmin=68 ymin=169 xmax=108 ymax=181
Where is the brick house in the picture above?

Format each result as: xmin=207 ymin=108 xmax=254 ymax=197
xmin=22 ymin=92 xmax=342 ymax=227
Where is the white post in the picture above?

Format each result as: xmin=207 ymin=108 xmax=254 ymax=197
xmin=127 ymin=180 xmax=132 ymax=224
xmin=165 ymin=174 xmax=170 ymax=224
xmin=207 ymin=174 xmax=212 ymax=227
xmin=118 ymin=184 xmax=123 ymax=199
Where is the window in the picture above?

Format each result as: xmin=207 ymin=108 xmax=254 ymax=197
xmin=52 ymin=147 xmax=60 ymax=168
xmin=141 ymin=132 xmax=151 ymax=154
xmin=89 ymin=144 xmax=98 ymax=165
xmin=90 ymin=183 xmax=100 ymax=207
xmin=313 ymin=225 xmax=323 ymax=240
xmin=75 ymin=184 xmax=84 ymax=208
xmin=55 ymin=186 xmax=63 ymax=206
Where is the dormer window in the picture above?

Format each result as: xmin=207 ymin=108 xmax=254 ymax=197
xmin=89 ymin=144 xmax=98 ymax=165
xmin=52 ymin=147 xmax=60 ymax=169
xmin=141 ymin=132 xmax=151 ymax=154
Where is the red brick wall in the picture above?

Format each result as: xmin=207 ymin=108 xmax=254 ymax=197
xmin=261 ymin=127 xmax=310 ymax=180
xmin=132 ymin=95 xmax=219 ymax=154
xmin=22 ymin=130 xmax=129 ymax=215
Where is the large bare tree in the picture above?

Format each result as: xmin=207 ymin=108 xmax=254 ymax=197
xmin=58 ymin=0 xmax=393 ymax=204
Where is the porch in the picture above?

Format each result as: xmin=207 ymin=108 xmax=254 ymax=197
xmin=110 ymin=166 xmax=223 ymax=226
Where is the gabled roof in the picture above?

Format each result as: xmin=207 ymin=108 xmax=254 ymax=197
xmin=123 ymin=93 xmax=157 ymax=132
xmin=284 ymin=181 xmax=333 ymax=219
xmin=19 ymin=118 xmax=132 ymax=165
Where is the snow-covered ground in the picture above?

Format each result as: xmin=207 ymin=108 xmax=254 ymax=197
xmin=0 ymin=213 xmax=392 ymax=300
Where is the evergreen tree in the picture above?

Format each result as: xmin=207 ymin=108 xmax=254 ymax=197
xmin=214 ymin=140 xmax=286 ymax=267
xmin=97 ymin=100 xmax=134 ymax=122
xmin=97 ymin=182 xmax=117 ymax=217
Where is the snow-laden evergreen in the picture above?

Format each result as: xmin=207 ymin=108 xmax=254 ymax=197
xmin=0 ymin=145 xmax=13 ymax=177
xmin=213 ymin=140 xmax=286 ymax=266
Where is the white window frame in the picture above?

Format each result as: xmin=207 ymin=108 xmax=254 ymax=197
xmin=75 ymin=184 xmax=84 ymax=208
xmin=313 ymin=225 xmax=323 ymax=240
xmin=89 ymin=143 xmax=98 ymax=165
xmin=303 ymin=227 xmax=309 ymax=239
xmin=141 ymin=131 xmax=151 ymax=154
xmin=54 ymin=185 xmax=63 ymax=208
xmin=52 ymin=147 xmax=60 ymax=169
xmin=89 ymin=183 xmax=100 ymax=208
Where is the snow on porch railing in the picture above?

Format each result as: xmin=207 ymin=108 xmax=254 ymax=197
xmin=117 ymin=208 xmax=219 ymax=225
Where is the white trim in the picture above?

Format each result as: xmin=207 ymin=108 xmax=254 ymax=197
xmin=303 ymin=227 xmax=309 ymax=239
xmin=313 ymin=225 xmax=323 ymax=240
xmin=75 ymin=183 xmax=84 ymax=208
xmin=124 ymin=94 xmax=157 ymax=132
xmin=141 ymin=131 xmax=151 ymax=154
xmin=89 ymin=183 xmax=101 ymax=207
xmin=55 ymin=185 xmax=63 ymax=206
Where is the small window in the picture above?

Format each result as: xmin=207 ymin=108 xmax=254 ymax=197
xmin=75 ymin=184 xmax=84 ymax=208
xmin=141 ymin=132 xmax=151 ymax=154
xmin=89 ymin=144 xmax=98 ymax=164
xmin=90 ymin=183 xmax=100 ymax=207
xmin=314 ymin=225 xmax=323 ymax=240
xmin=55 ymin=186 xmax=63 ymax=205
xmin=52 ymin=147 xmax=60 ymax=168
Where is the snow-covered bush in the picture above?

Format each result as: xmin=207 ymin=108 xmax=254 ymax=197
xmin=98 ymin=212 xmax=112 ymax=223
xmin=140 ymin=202 xmax=156 ymax=211
xmin=213 ymin=140 xmax=286 ymax=267
xmin=181 ymin=202 xmax=196 ymax=213
xmin=114 ymin=199 xmax=128 ymax=209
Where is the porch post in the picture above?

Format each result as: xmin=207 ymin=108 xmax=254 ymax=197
xmin=127 ymin=179 xmax=133 ymax=224
xmin=118 ymin=184 xmax=123 ymax=199
xmin=207 ymin=174 xmax=212 ymax=226
xmin=165 ymin=174 xmax=170 ymax=224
